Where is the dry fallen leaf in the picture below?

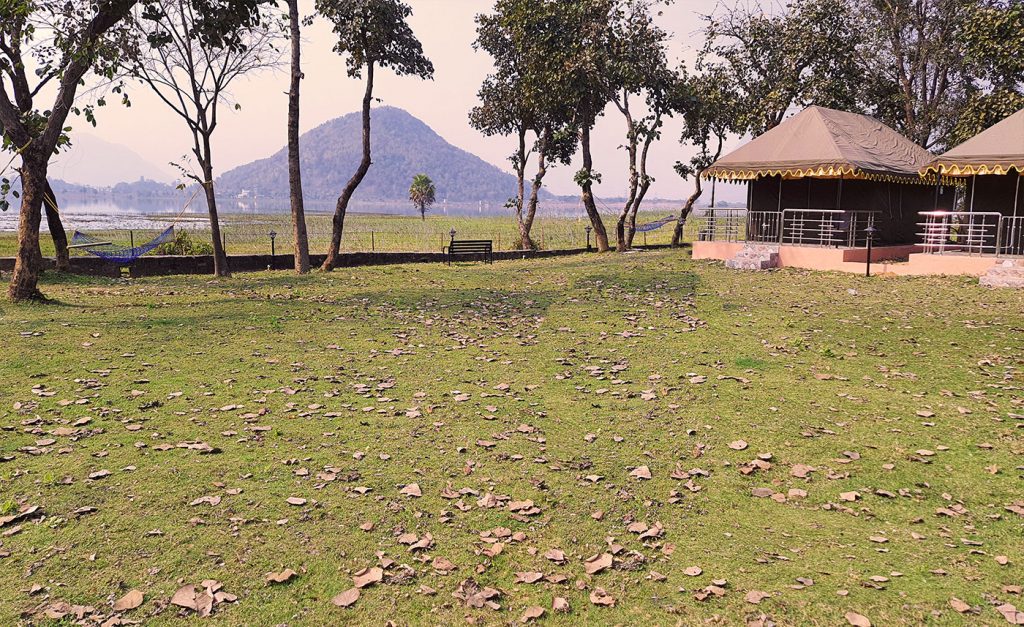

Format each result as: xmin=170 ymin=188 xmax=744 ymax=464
xmin=629 ymin=465 xmax=652 ymax=480
xmin=113 ymin=589 xmax=144 ymax=612
xmin=589 ymin=588 xmax=615 ymax=606
xmin=266 ymin=568 xmax=297 ymax=584
xmin=552 ymin=596 xmax=570 ymax=613
xmin=353 ymin=567 xmax=384 ymax=588
xmin=521 ymin=606 xmax=545 ymax=622
xmin=845 ymin=611 xmax=871 ymax=627
xmin=949 ymin=598 xmax=971 ymax=613
xmin=584 ymin=553 xmax=613 ymax=575
xmin=729 ymin=440 xmax=749 ymax=451
xmin=331 ymin=588 xmax=360 ymax=608
xmin=400 ymin=483 xmax=422 ymax=497
xmin=745 ymin=590 xmax=770 ymax=604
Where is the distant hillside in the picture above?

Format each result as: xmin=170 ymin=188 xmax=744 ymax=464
xmin=217 ymin=107 xmax=538 ymax=203
xmin=49 ymin=132 xmax=175 ymax=186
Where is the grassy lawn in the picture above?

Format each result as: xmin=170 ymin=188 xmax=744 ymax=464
xmin=0 ymin=250 xmax=1021 ymax=626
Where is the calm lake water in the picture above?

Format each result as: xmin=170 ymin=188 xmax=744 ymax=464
xmin=0 ymin=196 xmax=581 ymax=232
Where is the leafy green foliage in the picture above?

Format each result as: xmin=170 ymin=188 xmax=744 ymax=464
xmin=153 ymin=230 xmax=214 ymax=256
xmin=314 ymin=0 xmax=433 ymax=80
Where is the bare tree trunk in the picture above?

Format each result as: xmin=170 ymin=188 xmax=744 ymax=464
xmin=199 ymin=149 xmax=230 ymax=277
xmin=8 ymin=152 xmax=47 ymax=301
xmin=323 ymin=62 xmax=374 ymax=271
xmin=521 ymin=132 xmax=550 ymax=251
xmin=625 ymin=179 xmax=650 ymax=249
xmin=615 ymin=155 xmax=638 ymax=252
xmin=579 ymin=125 xmax=609 ymax=252
xmin=287 ymin=0 xmax=309 ymax=274
xmin=512 ymin=127 xmax=531 ymax=249
xmin=672 ymin=173 xmax=703 ymax=247
xmin=625 ymin=134 xmax=656 ymax=249
xmin=43 ymin=180 xmax=70 ymax=272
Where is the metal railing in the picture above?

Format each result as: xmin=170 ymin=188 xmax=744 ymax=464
xmin=999 ymin=216 xmax=1024 ymax=257
xmin=917 ymin=211 xmax=1003 ymax=255
xmin=746 ymin=211 xmax=782 ymax=243
xmin=691 ymin=210 xmax=747 ymax=242
xmin=778 ymin=209 xmax=879 ymax=248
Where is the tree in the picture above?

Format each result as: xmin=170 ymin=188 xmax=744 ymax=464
xmin=555 ymin=0 xmax=617 ymax=252
xmin=699 ymin=0 xmax=862 ymax=137
xmin=1 ymin=0 xmax=265 ymax=300
xmin=131 ymin=0 xmax=282 ymax=278
xmin=607 ymin=0 xmax=678 ymax=251
xmin=0 ymin=0 xmax=139 ymax=300
xmin=472 ymin=0 xmax=576 ymax=250
xmin=408 ymin=173 xmax=434 ymax=220
xmin=671 ymin=67 xmax=741 ymax=247
xmin=852 ymin=0 xmax=974 ymax=150
xmin=286 ymin=0 xmax=310 ymax=273
xmin=317 ymin=0 xmax=433 ymax=271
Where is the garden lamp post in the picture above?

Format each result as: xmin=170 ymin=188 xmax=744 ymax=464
xmin=449 ymin=228 xmax=457 ymax=243
xmin=269 ymin=230 xmax=277 ymax=269
xmin=585 ymin=225 xmax=593 ymax=251
xmin=864 ymin=224 xmax=878 ymax=277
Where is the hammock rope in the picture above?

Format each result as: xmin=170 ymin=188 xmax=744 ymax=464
xmin=70 ymin=226 xmax=176 ymax=264
xmin=635 ymin=214 xmax=676 ymax=232
xmin=65 ymin=187 xmax=202 ymax=264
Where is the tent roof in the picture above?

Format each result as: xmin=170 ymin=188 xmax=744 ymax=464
xmin=703 ymin=106 xmax=935 ymax=182
xmin=922 ymin=108 xmax=1024 ymax=176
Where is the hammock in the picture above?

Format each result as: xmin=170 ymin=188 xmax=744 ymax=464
xmin=70 ymin=226 xmax=175 ymax=264
xmin=635 ymin=215 xmax=676 ymax=233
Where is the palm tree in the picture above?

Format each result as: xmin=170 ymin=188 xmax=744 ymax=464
xmin=409 ymin=174 xmax=436 ymax=221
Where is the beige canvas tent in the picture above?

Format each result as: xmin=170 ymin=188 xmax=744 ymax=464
xmin=702 ymin=106 xmax=950 ymax=246
xmin=705 ymin=106 xmax=936 ymax=182
xmin=922 ymin=108 xmax=1024 ymax=177
xmin=921 ymin=108 xmax=1023 ymax=256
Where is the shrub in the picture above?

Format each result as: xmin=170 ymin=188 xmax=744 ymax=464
xmin=155 ymin=230 xmax=214 ymax=256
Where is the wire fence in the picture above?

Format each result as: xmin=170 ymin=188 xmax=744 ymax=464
xmin=56 ymin=212 xmax=690 ymax=257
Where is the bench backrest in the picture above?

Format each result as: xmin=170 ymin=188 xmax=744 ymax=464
xmin=449 ymin=240 xmax=493 ymax=253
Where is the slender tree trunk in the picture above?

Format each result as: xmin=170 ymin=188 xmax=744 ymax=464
xmin=287 ymin=0 xmax=310 ymax=274
xmin=579 ymin=125 xmax=609 ymax=252
xmin=199 ymin=147 xmax=230 ymax=277
xmin=42 ymin=181 xmax=70 ymax=272
xmin=615 ymin=153 xmax=638 ymax=252
xmin=671 ymin=173 xmax=703 ymax=247
xmin=521 ymin=131 xmax=550 ymax=251
xmin=625 ymin=136 xmax=655 ymax=249
xmin=323 ymin=62 xmax=374 ymax=271
xmin=8 ymin=152 xmax=47 ymax=301
xmin=625 ymin=180 xmax=650 ymax=249
xmin=512 ymin=127 xmax=530 ymax=249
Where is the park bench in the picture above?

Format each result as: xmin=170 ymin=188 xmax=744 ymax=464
xmin=445 ymin=239 xmax=494 ymax=265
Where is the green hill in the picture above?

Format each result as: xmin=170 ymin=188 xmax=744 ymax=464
xmin=216 ymin=107 xmax=538 ymax=204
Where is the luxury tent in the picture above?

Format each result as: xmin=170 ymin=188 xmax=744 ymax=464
xmin=921 ymin=108 xmax=1024 ymax=257
xmin=701 ymin=106 xmax=952 ymax=249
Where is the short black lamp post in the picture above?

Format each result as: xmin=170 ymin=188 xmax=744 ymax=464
xmin=449 ymin=228 xmax=457 ymax=243
xmin=269 ymin=230 xmax=277 ymax=269
xmin=864 ymin=224 xmax=878 ymax=277
xmin=585 ymin=225 xmax=593 ymax=251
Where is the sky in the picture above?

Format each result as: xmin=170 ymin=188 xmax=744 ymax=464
xmin=55 ymin=0 xmax=750 ymax=203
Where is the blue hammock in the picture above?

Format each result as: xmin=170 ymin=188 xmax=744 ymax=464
xmin=70 ymin=226 xmax=175 ymax=264
xmin=635 ymin=214 xmax=675 ymax=233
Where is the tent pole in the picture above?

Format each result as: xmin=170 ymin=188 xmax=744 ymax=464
xmin=934 ymin=182 xmax=939 ymax=210
xmin=969 ymin=175 xmax=976 ymax=213
xmin=711 ymin=178 xmax=717 ymax=208
xmin=1014 ymin=174 xmax=1021 ymax=219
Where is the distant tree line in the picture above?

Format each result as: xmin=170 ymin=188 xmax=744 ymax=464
xmin=2 ymin=0 xmax=1022 ymax=299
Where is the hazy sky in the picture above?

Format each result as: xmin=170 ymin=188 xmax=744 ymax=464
xmin=57 ymin=0 xmax=749 ymax=202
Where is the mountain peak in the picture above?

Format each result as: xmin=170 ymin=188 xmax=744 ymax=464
xmin=217 ymin=107 xmax=529 ymax=204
